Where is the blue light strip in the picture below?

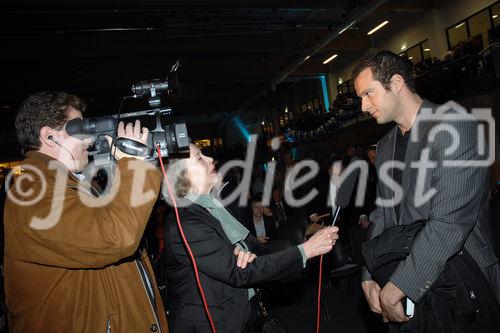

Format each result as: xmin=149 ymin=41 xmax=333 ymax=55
xmin=320 ymin=75 xmax=330 ymax=112
xmin=231 ymin=115 xmax=251 ymax=142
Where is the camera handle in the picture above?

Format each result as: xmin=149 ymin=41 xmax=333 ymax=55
xmin=114 ymin=137 xmax=151 ymax=158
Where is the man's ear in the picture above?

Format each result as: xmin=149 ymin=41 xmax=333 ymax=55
xmin=40 ymin=126 xmax=56 ymax=146
xmin=390 ymin=74 xmax=405 ymax=94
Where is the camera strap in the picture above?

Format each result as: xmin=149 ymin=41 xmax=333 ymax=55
xmin=114 ymin=137 xmax=151 ymax=158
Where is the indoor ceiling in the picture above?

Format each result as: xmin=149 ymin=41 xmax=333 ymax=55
xmin=0 ymin=0 xmax=435 ymax=120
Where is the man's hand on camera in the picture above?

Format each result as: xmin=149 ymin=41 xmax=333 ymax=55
xmin=105 ymin=120 xmax=149 ymax=161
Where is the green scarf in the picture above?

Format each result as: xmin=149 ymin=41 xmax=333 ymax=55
xmin=185 ymin=193 xmax=250 ymax=245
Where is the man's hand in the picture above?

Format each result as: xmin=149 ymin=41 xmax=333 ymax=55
xmin=379 ymin=281 xmax=410 ymax=323
xmin=362 ymin=280 xmax=383 ymax=314
xmin=105 ymin=120 xmax=149 ymax=161
xmin=233 ymin=246 xmax=257 ymax=269
xmin=257 ymin=236 xmax=269 ymax=244
xmin=302 ymin=226 xmax=338 ymax=259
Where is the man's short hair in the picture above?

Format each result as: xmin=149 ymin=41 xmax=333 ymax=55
xmin=351 ymin=50 xmax=416 ymax=93
xmin=15 ymin=91 xmax=86 ymax=152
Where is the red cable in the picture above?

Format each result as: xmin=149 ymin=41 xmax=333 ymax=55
xmin=316 ymin=254 xmax=324 ymax=333
xmin=156 ymin=148 xmax=217 ymax=333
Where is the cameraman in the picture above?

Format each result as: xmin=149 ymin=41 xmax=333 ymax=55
xmin=3 ymin=91 xmax=168 ymax=332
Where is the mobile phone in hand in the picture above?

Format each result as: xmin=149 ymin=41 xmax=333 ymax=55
xmin=403 ymin=298 xmax=414 ymax=318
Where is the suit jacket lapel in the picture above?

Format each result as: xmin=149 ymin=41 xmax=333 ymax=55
xmin=384 ymin=127 xmax=399 ymax=225
xmin=399 ymin=99 xmax=435 ymax=225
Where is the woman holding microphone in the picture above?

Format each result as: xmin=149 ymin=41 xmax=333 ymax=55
xmin=163 ymin=143 xmax=338 ymax=332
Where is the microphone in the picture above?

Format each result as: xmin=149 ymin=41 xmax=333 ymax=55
xmin=330 ymin=165 xmax=360 ymax=227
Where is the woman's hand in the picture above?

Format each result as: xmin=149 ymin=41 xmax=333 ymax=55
xmin=233 ymin=246 xmax=257 ymax=269
xmin=257 ymin=236 xmax=269 ymax=244
xmin=302 ymin=226 xmax=339 ymax=259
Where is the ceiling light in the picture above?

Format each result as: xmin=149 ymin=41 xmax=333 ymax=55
xmin=339 ymin=20 xmax=356 ymax=35
xmin=408 ymin=56 xmax=414 ymax=60
xmin=304 ymin=55 xmax=311 ymax=61
xmin=339 ymin=26 xmax=349 ymax=35
xmin=455 ymin=22 xmax=465 ymax=29
xmin=323 ymin=54 xmax=338 ymax=64
xmin=367 ymin=20 xmax=389 ymax=35
xmin=493 ymin=14 xmax=498 ymax=19
xmin=401 ymin=44 xmax=407 ymax=50
xmin=338 ymin=78 xmax=343 ymax=84
xmin=424 ymin=48 xmax=431 ymax=51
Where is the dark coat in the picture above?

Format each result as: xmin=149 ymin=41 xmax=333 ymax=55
xmin=163 ymin=201 xmax=304 ymax=333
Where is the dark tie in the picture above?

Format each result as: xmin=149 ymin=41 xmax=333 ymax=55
xmin=277 ymin=202 xmax=287 ymax=224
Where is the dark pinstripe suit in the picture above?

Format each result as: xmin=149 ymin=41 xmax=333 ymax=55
xmin=362 ymin=99 xmax=500 ymax=303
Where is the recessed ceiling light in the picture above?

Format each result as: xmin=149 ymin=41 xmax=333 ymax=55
xmin=304 ymin=55 xmax=311 ymax=61
xmin=401 ymin=44 xmax=407 ymax=50
xmin=408 ymin=56 xmax=414 ymax=60
xmin=455 ymin=22 xmax=465 ymax=29
xmin=424 ymin=48 xmax=431 ymax=52
xmin=367 ymin=20 xmax=389 ymax=35
xmin=323 ymin=54 xmax=338 ymax=64
xmin=493 ymin=14 xmax=498 ymax=19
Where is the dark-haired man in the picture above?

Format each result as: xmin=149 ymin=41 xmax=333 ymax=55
xmin=4 ymin=91 xmax=169 ymax=332
xmin=246 ymin=194 xmax=277 ymax=244
xmin=353 ymin=51 xmax=500 ymax=331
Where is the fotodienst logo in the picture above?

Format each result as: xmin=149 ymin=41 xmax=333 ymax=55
xmin=412 ymin=101 xmax=495 ymax=167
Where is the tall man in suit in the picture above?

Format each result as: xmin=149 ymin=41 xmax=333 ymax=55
xmin=270 ymin=187 xmax=291 ymax=229
xmin=352 ymin=51 xmax=500 ymax=328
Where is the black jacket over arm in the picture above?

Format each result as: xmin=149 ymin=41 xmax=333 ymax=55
xmin=163 ymin=201 xmax=304 ymax=333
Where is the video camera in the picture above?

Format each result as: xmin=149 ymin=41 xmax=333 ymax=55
xmin=65 ymin=61 xmax=189 ymax=165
